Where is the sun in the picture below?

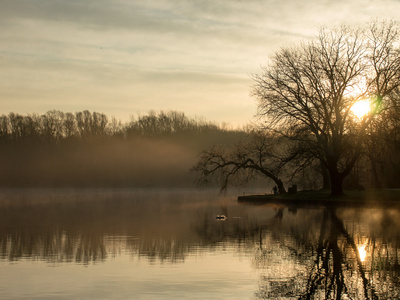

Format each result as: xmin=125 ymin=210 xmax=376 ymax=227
xmin=351 ymin=100 xmax=371 ymax=119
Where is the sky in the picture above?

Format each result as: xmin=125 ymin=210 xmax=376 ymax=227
xmin=1 ymin=0 xmax=400 ymax=126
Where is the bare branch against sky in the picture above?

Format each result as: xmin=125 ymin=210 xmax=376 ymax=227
xmin=1 ymin=0 xmax=400 ymax=125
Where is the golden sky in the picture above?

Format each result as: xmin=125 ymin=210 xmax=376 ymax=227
xmin=1 ymin=0 xmax=400 ymax=126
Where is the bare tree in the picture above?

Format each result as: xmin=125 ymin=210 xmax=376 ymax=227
xmin=75 ymin=110 xmax=108 ymax=138
xmin=193 ymin=131 xmax=287 ymax=194
xmin=253 ymin=21 xmax=400 ymax=195
xmin=63 ymin=112 xmax=78 ymax=139
xmin=41 ymin=110 xmax=65 ymax=142
xmin=365 ymin=85 xmax=400 ymax=188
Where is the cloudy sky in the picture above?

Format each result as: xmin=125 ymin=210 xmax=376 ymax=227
xmin=1 ymin=0 xmax=400 ymax=125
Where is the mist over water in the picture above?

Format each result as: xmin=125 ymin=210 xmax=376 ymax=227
xmin=0 ymin=188 xmax=399 ymax=299
xmin=0 ymin=137 xmax=200 ymax=188
xmin=0 ymin=110 xmax=252 ymax=189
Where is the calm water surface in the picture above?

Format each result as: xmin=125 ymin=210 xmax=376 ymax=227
xmin=0 ymin=188 xmax=399 ymax=299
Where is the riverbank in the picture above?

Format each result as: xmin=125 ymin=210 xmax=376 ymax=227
xmin=238 ymin=189 xmax=400 ymax=207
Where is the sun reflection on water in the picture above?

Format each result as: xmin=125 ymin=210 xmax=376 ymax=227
xmin=357 ymin=244 xmax=367 ymax=262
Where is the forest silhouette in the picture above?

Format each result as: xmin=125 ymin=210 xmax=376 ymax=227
xmin=194 ymin=21 xmax=400 ymax=195
xmin=0 ymin=110 xmax=246 ymax=188
xmin=1 ymin=108 xmax=400 ymax=190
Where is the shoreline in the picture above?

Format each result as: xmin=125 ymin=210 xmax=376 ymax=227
xmin=238 ymin=189 xmax=400 ymax=208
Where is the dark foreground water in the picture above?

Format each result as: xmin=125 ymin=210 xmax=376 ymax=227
xmin=0 ymin=189 xmax=399 ymax=299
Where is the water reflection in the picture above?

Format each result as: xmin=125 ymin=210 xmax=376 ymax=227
xmin=0 ymin=189 xmax=399 ymax=299
xmin=252 ymin=207 xmax=400 ymax=299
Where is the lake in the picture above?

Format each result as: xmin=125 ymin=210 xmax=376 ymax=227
xmin=0 ymin=188 xmax=399 ymax=299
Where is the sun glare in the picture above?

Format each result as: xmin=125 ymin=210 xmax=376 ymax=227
xmin=351 ymin=100 xmax=371 ymax=119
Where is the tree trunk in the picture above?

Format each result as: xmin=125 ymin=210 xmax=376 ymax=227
xmin=329 ymin=169 xmax=344 ymax=196
xmin=321 ymin=161 xmax=331 ymax=190
xmin=370 ymin=159 xmax=382 ymax=189
xmin=276 ymin=179 xmax=286 ymax=194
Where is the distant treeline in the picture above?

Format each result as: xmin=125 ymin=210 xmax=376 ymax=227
xmin=0 ymin=110 xmax=231 ymax=141
xmin=1 ymin=109 xmax=399 ymax=190
xmin=0 ymin=110 xmax=246 ymax=188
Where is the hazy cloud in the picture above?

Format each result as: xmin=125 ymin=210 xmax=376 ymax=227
xmin=1 ymin=0 xmax=400 ymax=125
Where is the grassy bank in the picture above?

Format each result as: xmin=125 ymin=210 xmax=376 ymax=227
xmin=238 ymin=189 xmax=400 ymax=207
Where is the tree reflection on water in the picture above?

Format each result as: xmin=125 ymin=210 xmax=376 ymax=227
xmin=0 ymin=190 xmax=399 ymax=299
xmin=298 ymin=210 xmax=378 ymax=299
xmin=251 ymin=207 xmax=400 ymax=299
xmin=193 ymin=204 xmax=400 ymax=299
